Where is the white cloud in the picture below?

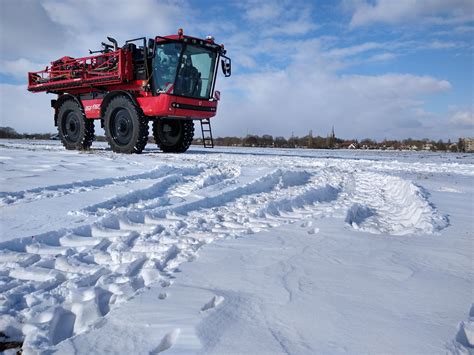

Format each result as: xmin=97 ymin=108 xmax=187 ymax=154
xmin=326 ymin=42 xmax=381 ymax=58
xmin=42 ymin=0 xmax=185 ymax=36
xmin=262 ymin=17 xmax=318 ymax=36
xmin=349 ymin=0 xmax=474 ymax=28
xmin=0 ymin=0 xmax=205 ymax=79
xmin=0 ymin=84 xmax=54 ymax=133
xmin=239 ymin=1 xmax=317 ymax=37
xmin=41 ymin=0 xmax=189 ymax=55
xmin=1 ymin=0 xmax=190 ymax=62
xmin=261 ymin=5 xmax=318 ymax=37
xmin=322 ymin=37 xmax=467 ymax=69
xmin=366 ymin=52 xmax=396 ymax=62
xmin=453 ymin=25 xmax=474 ymax=33
xmin=449 ymin=110 xmax=474 ymax=127
xmin=0 ymin=59 xmax=47 ymax=79
xmin=426 ymin=40 xmax=459 ymax=49
xmin=244 ymin=2 xmax=282 ymax=21
xmin=344 ymin=73 xmax=451 ymax=95
xmin=214 ymin=51 xmax=453 ymax=140
xmin=0 ymin=1 xmax=68 ymax=61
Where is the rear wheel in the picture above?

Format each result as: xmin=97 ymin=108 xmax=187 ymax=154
xmin=104 ymin=96 xmax=148 ymax=154
xmin=153 ymin=119 xmax=194 ymax=153
xmin=57 ymin=99 xmax=94 ymax=150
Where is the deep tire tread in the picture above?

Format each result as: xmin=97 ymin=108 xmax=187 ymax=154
xmin=153 ymin=120 xmax=194 ymax=153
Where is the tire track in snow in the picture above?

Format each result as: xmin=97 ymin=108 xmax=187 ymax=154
xmin=0 ymin=164 xmax=449 ymax=352
xmin=76 ymin=165 xmax=240 ymax=216
xmin=341 ymin=171 xmax=449 ymax=235
xmin=0 ymin=165 xmax=178 ymax=206
xmin=0 ymin=168 xmax=338 ymax=351
xmin=169 ymin=165 xmax=241 ymax=198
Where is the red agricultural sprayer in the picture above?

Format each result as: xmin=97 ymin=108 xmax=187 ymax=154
xmin=27 ymin=29 xmax=231 ymax=153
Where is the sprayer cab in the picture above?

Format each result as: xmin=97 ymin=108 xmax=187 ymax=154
xmin=151 ymin=32 xmax=231 ymax=100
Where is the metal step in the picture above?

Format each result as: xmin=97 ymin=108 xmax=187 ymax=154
xmin=200 ymin=119 xmax=214 ymax=148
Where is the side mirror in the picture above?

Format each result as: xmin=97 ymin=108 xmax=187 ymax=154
xmin=220 ymin=57 xmax=231 ymax=77
xmin=148 ymin=38 xmax=155 ymax=50
xmin=213 ymin=90 xmax=221 ymax=101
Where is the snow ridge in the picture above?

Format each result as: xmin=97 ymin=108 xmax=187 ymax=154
xmin=448 ymin=304 xmax=474 ymax=354
xmin=0 ymin=166 xmax=176 ymax=206
xmin=343 ymin=172 xmax=449 ymax=235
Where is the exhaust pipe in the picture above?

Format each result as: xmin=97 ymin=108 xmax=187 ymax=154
xmin=107 ymin=36 xmax=118 ymax=51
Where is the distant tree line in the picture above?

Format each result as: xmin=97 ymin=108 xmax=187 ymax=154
xmin=195 ymin=133 xmax=470 ymax=152
xmin=203 ymin=134 xmax=344 ymax=149
xmin=1 ymin=126 xmax=471 ymax=152
xmin=0 ymin=127 xmax=52 ymax=140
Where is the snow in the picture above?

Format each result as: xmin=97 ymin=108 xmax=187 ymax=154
xmin=0 ymin=139 xmax=473 ymax=354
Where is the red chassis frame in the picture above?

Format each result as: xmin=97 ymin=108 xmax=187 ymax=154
xmin=81 ymin=95 xmax=217 ymax=120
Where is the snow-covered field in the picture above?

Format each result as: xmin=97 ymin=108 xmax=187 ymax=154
xmin=0 ymin=139 xmax=472 ymax=354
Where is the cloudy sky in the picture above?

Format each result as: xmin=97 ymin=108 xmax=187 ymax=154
xmin=0 ymin=0 xmax=473 ymax=140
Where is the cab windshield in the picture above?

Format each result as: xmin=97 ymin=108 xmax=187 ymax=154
xmin=153 ymin=42 xmax=218 ymax=99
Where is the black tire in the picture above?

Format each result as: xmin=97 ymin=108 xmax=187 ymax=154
xmin=104 ymin=96 xmax=148 ymax=154
xmin=153 ymin=119 xmax=194 ymax=153
xmin=57 ymin=100 xmax=94 ymax=150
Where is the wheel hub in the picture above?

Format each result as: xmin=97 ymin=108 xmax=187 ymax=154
xmin=68 ymin=121 xmax=77 ymax=133
xmin=111 ymin=109 xmax=133 ymax=146
xmin=159 ymin=121 xmax=182 ymax=145
xmin=63 ymin=111 xmax=81 ymax=142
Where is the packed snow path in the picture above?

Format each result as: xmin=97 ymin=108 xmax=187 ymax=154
xmin=0 ymin=140 xmax=472 ymax=354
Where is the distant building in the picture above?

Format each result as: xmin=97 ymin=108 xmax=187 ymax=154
xmin=340 ymin=141 xmax=357 ymax=149
xmin=449 ymin=143 xmax=458 ymax=152
xmin=462 ymin=138 xmax=474 ymax=152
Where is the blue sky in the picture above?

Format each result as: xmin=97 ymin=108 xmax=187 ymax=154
xmin=0 ymin=0 xmax=473 ymax=140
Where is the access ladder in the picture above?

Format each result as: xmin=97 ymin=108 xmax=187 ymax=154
xmin=200 ymin=119 xmax=214 ymax=148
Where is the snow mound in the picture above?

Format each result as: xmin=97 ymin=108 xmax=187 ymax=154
xmin=201 ymin=295 xmax=225 ymax=312
xmin=344 ymin=172 xmax=448 ymax=235
xmin=345 ymin=203 xmax=376 ymax=227
xmin=448 ymin=304 xmax=474 ymax=354
xmin=150 ymin=328 xmax=180 ymax=354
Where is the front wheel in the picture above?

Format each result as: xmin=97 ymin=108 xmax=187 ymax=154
xmin=153 ymin=119 xmax=194 ymax=153
xmin=104 ymin=96 xmax=149 ymax=154
xmin=57 ymin=99 xmax=94 ymax=150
